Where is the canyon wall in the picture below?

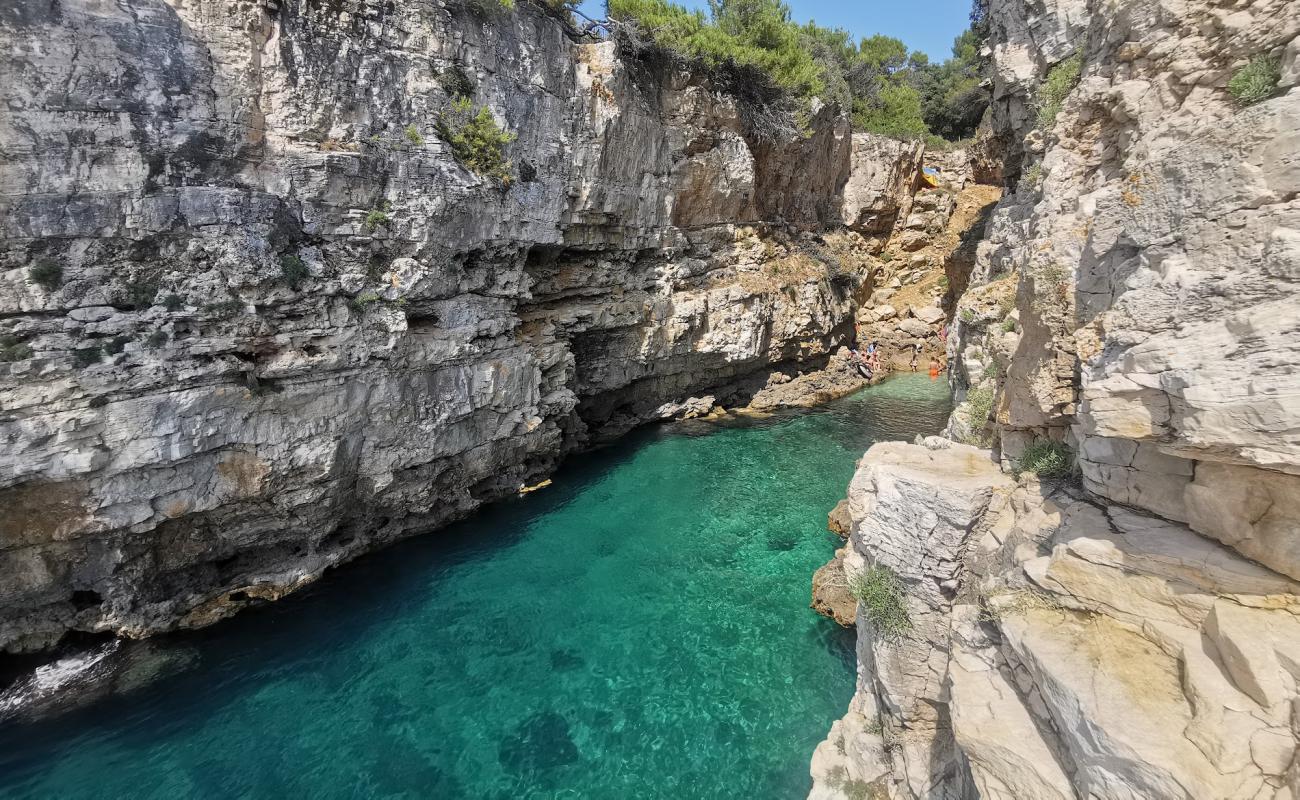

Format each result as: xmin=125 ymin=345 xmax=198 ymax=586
xmin=0 ymin=0 xmax=926 ymax=652
xmin=813 ymin=0 xmax=1300 ymax=796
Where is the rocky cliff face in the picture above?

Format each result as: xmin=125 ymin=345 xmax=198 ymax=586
xmin=812 ymin=0 xmax=1300 ymax=796
xmin=0 ymin=0 xmax=925 ymax=652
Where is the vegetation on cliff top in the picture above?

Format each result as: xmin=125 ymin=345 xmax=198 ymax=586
xmin=607 ymin=0 xmax=989 ymax=145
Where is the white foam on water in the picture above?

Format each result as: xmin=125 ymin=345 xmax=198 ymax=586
xmin=0 ymin=639 xmax=121 ymax=717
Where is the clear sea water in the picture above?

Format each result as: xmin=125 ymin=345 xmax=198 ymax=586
xmin=0 ymin=374 xmax=951 ymax=800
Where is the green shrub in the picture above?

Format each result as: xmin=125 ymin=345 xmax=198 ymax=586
xmin=849 ymin=565 xmax=910 ymax=636
xmin=72 ymin=346 xmax=102 ymax=368
xmin=1015 ymin=439 xmax=1075 ymax=479
xmin=404 ymin=124 xmax=424 ymax=146
xmin=29 ymin=259 xmax=63 ymax=291
xmin=1020 ymin=163 xmax=1042 ymax=188
xmin=280 ymin=254 xmax=310 ymax=290
xmin=103 ymin=335 xmax=131 ymax=355
xmin=349 ymin=290 xmax=382 ymax=314
xmin=1036 ymin=53 xmax=1081 ymax=128
xmin=1227 ymin=55 xmax=1280 ymax=106
xmin=439 ymin=65 xmax=476 ymax=99
xmin=610 ymin=0 xmax=822 ymax=98
xmin=960 ymin=307 xmax=975 ymax=323
xmin=146 ymin=330 xmax=169 ymax=348
xmin=364 ymin=202 xmax=391 ymax=231
xmin=0 ymin=334 xmax=33 ymax=362
xmin=966 ymin=385 xmax=993 ymax=424
xmin=1000 ymin=317 xmax=1017 ymax=333
xmin=163 ymin=294 xmax=185 ymax=312
xmin=124 ymin=274 xmax=160 ymax=309
xmin=436 ymin=98 xmax=515 ymax=183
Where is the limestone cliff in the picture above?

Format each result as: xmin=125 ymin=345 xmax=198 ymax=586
xmin=812 ymin=0 xmax=1300 ymax=796
xmin=0 ymin=0 xmax=927 ymax=652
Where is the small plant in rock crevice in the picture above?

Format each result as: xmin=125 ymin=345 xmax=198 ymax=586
xmin=1036 ymin=53 xmax=1082 ymax=128
xmin=1227 ymin=54 xmax=1281 ymax=106
xmin=29 ymin=259 xmax=63 ymax=291
xmin=962 ymin=385 xmax=995 ymax=445
xmin=280 ymin=254 xmax=310 ymax=290
xmin=124 ymin=274 xmax=161 ymax=309
xmin=436 ymin=97 xmax=516 ymax=183
xmin=404 ymin=124 xmax=424 ymax=146
xmin=1015 ymin=438 xmax=1076 ymax=479
xmin=848 ymin=565 xmax=911 ymax=636
xmin=163 ymin=294 xmax=185 ymax=312
xmin=364 ymin=202 xmax=392 ymax=231
xmin=439 ymin=64 xmax=476 ymax=100
xmin=0 ymin=335 xmax=33 ymax=362
xmin=72 ymin=346 xmax=102 ymax=368
xmin=349 ymin=291 xmax=383 ymax=314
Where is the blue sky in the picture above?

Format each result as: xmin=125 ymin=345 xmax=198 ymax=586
xmin=574 ymin=0 xmax=973 ymax=61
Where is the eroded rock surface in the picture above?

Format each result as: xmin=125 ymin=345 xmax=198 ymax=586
xmin=814 ymin=0 xmax=1300 ymax=795
xmin=0 ymin=1 xmax=928 ymax=651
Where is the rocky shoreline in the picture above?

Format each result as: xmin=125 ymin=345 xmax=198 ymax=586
xmin=808 ymin=0 xmax=1300 ymax=795
xmin=0 ymin=0 xmax=993 ymax=654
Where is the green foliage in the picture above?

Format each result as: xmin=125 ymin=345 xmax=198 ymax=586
xmin=964 ymin=385 xmax=994 ymax=431
xmin=608 ymin=0 xmax=989 ymax=144
xmin=0 ymin=334 xmax=33 ymax=363
xmin=163 ymin=294 xmax=185 ymax=312
xmin=404 ymin=124 xmax=424 ymax=146
xmin=72 ymin=346 xmax=102 ymax=368
xmin=1036 ymin=53 xmax=1082 ymax=128
xmin=349 ymin=290 xmax=382 ymax=314
xmin=1000 ymin=317 xmax=1017 ymax=333
xmin=439 ymin=65 xmax=476 ymax=99
xmin=29 ymin=259 xmax=63 ymax=291
xmin=146 ymin=330 xmax=169 ymax=348
xmin=1015 ymin=439 xmax=1075 ymax=479
xmin=364 ymin=202 xmax=391 ymax=231
xmin=280 ymin=254 xmax=310 ymax=290
xmin=436 ymin=98 xmax=516 ymax=182
xmin=610 ymin=0 xmax=823 ymax=98
xmin=1227 ymin=55 xmax=1280 ymax=106
xmin=849 ymin=565 xmax=911 ymax=636
xmin=960 ymin=307 xmax=975 ymax=323
xmin=1020 ymin=163 xmax=1041 ymax=188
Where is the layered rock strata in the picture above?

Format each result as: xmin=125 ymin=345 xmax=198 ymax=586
xmin=0 ymin=1 xmax=924 ymax=651
xmin=814 ymin=0 xmax=1300 ymax=795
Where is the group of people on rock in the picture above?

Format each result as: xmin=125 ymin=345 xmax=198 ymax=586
xmin=848 ymin=340 xmax=882 ymax=380
xmin=850 ymin=326 xmax=949 ymax=382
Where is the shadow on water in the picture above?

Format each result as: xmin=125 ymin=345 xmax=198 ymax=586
xmin=0 ymin=373 xmax=951 ymax=799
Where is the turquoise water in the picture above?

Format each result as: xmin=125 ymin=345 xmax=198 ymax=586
xmin=0 ymin=375 xmax=950 ymax=800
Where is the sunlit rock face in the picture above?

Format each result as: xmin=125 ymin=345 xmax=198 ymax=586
xmin=815 ymin=0 xmax=1300 ymax=796
xmin=0 ymin=1 xmax=927 ymax=651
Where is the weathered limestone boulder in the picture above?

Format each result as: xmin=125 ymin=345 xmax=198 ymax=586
xmin=841 ymin=133 xmax=925 ymax=236
xmin=811 ymin=548 xmax=857 ymax=628
xmin=912 ymin=305 xmax=945 ymax=325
